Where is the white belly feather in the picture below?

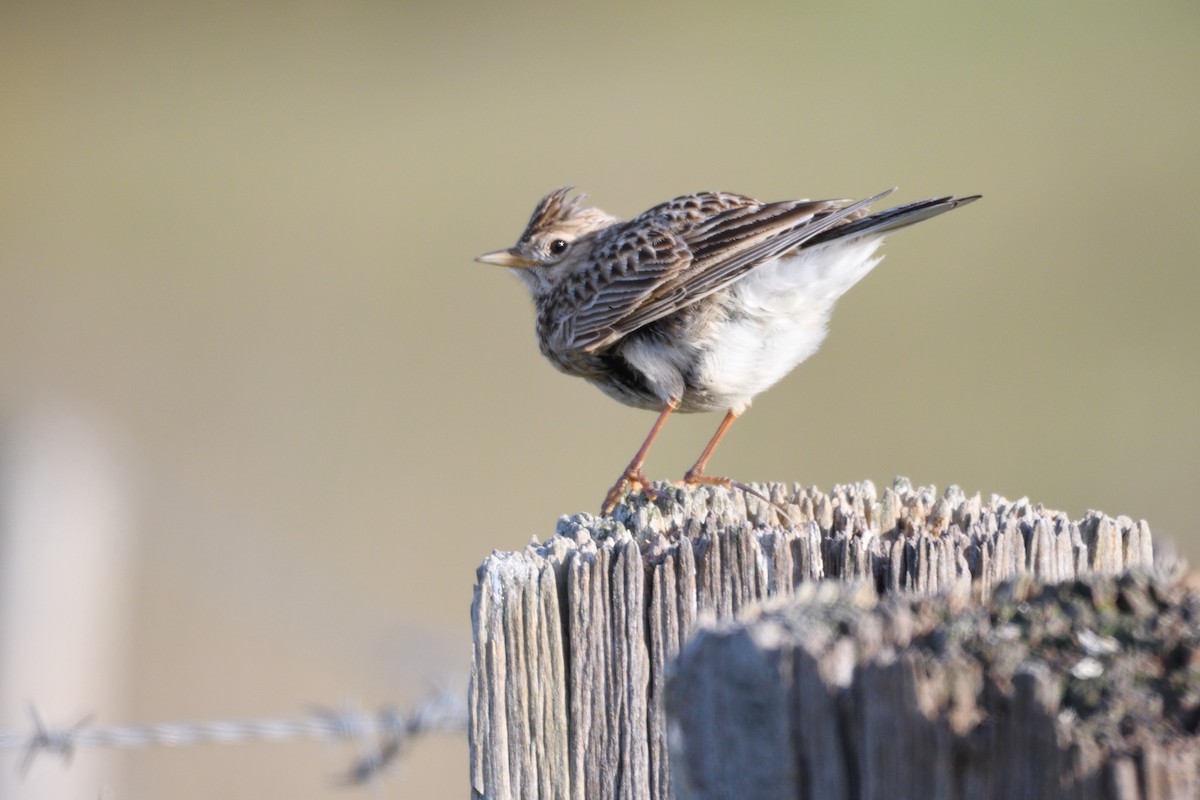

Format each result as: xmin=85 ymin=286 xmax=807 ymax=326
xmin=697 ymin=237 xmax=885 ymax=411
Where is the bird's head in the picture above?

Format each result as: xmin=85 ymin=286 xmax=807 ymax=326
xmin=475 ymin=187 xmax=618 ymax=295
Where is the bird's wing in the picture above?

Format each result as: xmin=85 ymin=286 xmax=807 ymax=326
xmin=558 ymin=219 xmax=694 ymax=352
xmin=628 ymin=191 xmax=762 ymax=228
xmin=566 ymin=190 xmax=894 ymax=352
xmin=556 ymin=193 xmax=763 ymax=351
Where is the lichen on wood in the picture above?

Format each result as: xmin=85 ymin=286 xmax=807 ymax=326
xmin=669 ymin=571 xmax=1200 ymax=800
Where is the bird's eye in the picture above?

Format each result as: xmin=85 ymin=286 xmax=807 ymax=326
xmin=549 ymin=239 xmax=569 ymax=255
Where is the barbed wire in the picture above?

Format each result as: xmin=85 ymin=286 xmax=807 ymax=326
xmin=0 ymin=691 xmax=467 ymax=785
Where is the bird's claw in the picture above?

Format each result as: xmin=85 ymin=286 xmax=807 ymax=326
xmin=680 ymin=469 xmax=733 ymax=489
xmin=679 ymin=472 xmax=795 ymax=526
xmin=600 ymin=468 xmax=657 ymax=515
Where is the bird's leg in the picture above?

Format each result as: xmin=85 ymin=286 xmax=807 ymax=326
xmin=600 ymin=399 xmax=678 ymax=515
xmin=682 ymin=409 xmax=740 ymax=487
xmin=682 ymin=410 xmax=794 ymax=524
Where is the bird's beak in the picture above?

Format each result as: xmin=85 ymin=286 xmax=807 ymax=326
xmin=475 ymin=248 xmax=537 ymax=269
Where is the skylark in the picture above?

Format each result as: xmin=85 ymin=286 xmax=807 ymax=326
xmin=477 ymin=187 xmax=979 ymax=514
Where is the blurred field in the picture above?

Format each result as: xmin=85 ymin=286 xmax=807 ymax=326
xmin=1 ymin=1 xmax=1197 ymax=796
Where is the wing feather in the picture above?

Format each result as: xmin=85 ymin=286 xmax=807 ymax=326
xmin=562 ymin=220 xmax=692 ymax=351
xmin=566 ymin=189 xmax=895 ymax=352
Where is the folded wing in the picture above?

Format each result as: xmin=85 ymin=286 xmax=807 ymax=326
xmin=565 ymin=190 xmax=895 ymax=352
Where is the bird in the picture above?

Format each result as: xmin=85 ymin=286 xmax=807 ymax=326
xmin=476 ymin=186 xmax=980 ymax=515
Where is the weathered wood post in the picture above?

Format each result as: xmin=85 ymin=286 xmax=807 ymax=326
xmin=469 ymin=479 xmax=1170 ymax=799
xmin=668 ymin=571 xmax=1199 ymax=800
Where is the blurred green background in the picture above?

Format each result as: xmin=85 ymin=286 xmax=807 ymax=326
xmin=1 ymin=1 xmax=1197 ymax=796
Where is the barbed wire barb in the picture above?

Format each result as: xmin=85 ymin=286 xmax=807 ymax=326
xmin=17 ymin=705 xmax=93 ymax=778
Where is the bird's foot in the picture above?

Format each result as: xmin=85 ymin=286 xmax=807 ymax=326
xmin=600 ymin=467 xmax=658 ymax=515
xmin=681 ymin=469 xmax=733 ymax=489
xmin=680 ymin=471 xmax=795 ymax=525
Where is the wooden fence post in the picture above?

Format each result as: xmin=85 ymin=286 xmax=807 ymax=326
xmin=469 ymin=479 xmax=1164 ymax=799
xmin=669 ymin=572 xmax=1199 ymax=800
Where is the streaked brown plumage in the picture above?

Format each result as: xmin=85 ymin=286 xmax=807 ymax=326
xmin=478 ymin=186 xmax=979 ymax=514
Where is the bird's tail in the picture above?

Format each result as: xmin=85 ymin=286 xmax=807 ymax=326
xmin=810 ymin=194 xmax=981 ymax=245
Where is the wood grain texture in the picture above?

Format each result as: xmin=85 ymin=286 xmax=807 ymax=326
xmin=669 ymin=572 xmax=1200 ymax=800
xmin=469 ymin=479 xmax=1160 ymax=799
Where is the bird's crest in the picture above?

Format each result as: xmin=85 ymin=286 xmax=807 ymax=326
xmin=520 ymin=187 xmax=587 ymax=243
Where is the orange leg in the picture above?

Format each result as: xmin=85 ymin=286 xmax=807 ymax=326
xmin=679 ymin=409 xmax=794 ymax=523
xmin=600 ymin=399 xmax=678 ymax=515
xmin=682 ymin=409 xmax=740 ymax=487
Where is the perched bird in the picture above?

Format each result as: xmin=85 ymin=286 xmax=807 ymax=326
xmin=477 ymin=187 xmax=979 ymax=514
